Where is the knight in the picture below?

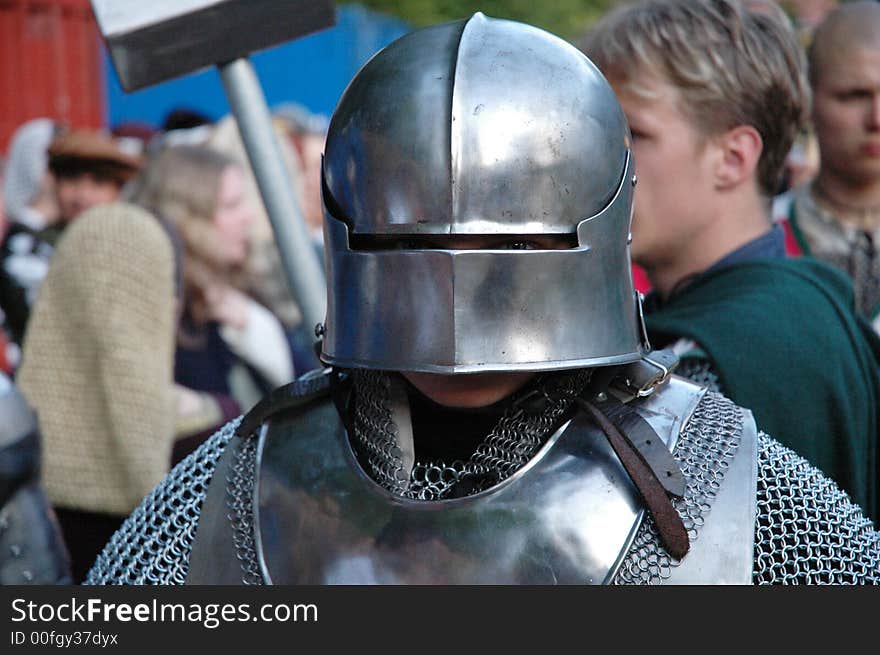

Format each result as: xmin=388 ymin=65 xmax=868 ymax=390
xmin=87 ymin=13 xmax=880 ymax=585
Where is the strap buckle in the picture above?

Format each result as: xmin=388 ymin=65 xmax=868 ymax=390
xmin=610 ymin=349 xmax=678 ymax=401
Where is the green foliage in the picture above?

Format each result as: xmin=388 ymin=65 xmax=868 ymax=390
xmin=351 ymin=0 xmax=620 ymax=40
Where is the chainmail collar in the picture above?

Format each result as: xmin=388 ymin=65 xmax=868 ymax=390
xmin=350 ymin=368 xmax=591 ymax=500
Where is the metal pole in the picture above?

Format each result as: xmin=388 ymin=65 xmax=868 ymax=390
xmin=219 ymin=57 xmax=327 ymax=336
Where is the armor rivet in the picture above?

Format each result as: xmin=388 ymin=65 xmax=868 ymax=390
xmin=22 ymin=570 xmax=33 ymax=581
xmin=632 ymin=174 xmax=637 ymax=186
xmin=314 ymin=323 xmax=326 ymax=338
xmin=596 ymin=391 xmax=607 ymax=401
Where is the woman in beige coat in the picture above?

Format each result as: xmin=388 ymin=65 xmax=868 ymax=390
xmin=16 ymin=202 xmax=218 ymax=582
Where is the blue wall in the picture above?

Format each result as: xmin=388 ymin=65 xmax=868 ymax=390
xmin=104 ymin=5 xmax=410 ymax=129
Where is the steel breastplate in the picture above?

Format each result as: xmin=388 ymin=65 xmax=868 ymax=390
xmin=251 ymin=375 xmax=753 ymax=584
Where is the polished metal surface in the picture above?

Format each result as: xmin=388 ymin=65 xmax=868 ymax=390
xmin=634 ymin=374 xmax=704 ymax=435
xmin=91 ymin=0 xmax=336 ymax=92
xmin=450 ymin=14 xmax=627 ymax=235
xmin=323 ymin=13 xmax=628 ymax=235
xmin=612 ymin=388 xmax=753 ymax=585
xmin=665 ymin=407 xmax=757 ymax=584
xmin=257 ymin=412 xmax=638 ymax=584
xmin=253 ymin=377 xmax=700 ymax=585
xmin=323 ymin=19 xmax=463 ymax=235
xmin=320 ymin=13 xmax=641 ymax=372
xmin=322 ymin=152 xmax=642 ymax=373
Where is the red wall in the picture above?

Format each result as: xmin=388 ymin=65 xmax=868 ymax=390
xmin=0 ymin=0 xmax=105 ymax=153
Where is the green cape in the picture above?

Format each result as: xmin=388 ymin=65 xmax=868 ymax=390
xmin=645 ymin=257 xmax=880 ymax=523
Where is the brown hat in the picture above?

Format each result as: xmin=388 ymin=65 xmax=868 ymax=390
xmin=48 ymin=129 xmax=143 ymax=185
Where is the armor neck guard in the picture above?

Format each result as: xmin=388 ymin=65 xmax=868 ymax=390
xmin=246 ymin=371 xmax=755 ymax=584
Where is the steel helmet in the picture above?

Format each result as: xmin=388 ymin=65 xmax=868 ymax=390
xmin=321 ymin=13 xmax=647 ymax=373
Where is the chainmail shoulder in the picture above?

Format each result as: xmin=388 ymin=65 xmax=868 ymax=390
xmin=84 ymin=419 xmax=239 ymax=585
xmin=674 ymin=358 xmax=723 ymax=394
xmin=227 ymin=428 xmax=262 ymax=585
xmin=612 ymin=390 xmax=742 ymax=584
xmin=612 ymin=389 xmax=880 ymax=585
xmin=753 ymin=434 xmax=880 ymax=584
xmin=226 ymin=369 xmax=336 ymax=585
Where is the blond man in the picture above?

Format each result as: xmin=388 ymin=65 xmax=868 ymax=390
xmin=582 ymin=0 xmax=880 ymax=521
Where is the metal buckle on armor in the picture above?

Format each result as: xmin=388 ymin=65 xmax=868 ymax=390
xmin=610 ymin=349 xmax=678 ymax=401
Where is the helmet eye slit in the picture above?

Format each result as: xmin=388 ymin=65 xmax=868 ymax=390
xmin=347 ymin=234 xmax=578 ymax=251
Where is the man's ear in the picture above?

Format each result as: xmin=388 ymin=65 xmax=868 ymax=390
xmin=714 ymin=125 xmax=763 ymax=191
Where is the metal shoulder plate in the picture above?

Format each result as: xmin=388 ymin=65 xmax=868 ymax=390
xmin=254 ymin=372 xmax=754 ymax=584
xmin=191 ymin=369 xmax=757 ymax=584
xmin=662 ymin=385 xmax=758 ymax=585
xmin=614 ymin=378 xmax=758 ymax=585
xmin=186 ymin=369 xmax=337 ymax=585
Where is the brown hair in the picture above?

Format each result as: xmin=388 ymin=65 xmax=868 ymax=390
xmin=579 ymin=0 xmax=809 ymax=198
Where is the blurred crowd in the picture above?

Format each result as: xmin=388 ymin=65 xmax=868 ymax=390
xmin=0 ymin=0 xmax=879 ymax=585
xmin=0 ymin=102 xmax=328 ymax=582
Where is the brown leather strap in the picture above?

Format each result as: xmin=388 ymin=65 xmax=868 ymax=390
xmin=577 ymin=398 xmax=690 ymax=560
xmin=598 ymin=397 xmax=686 ymax=498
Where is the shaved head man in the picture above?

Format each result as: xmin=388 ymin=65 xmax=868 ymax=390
xmin=780 ymin=1 xmax=880 ymax=330
xmin=810 ymin=1 xmax=880 ymax=201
